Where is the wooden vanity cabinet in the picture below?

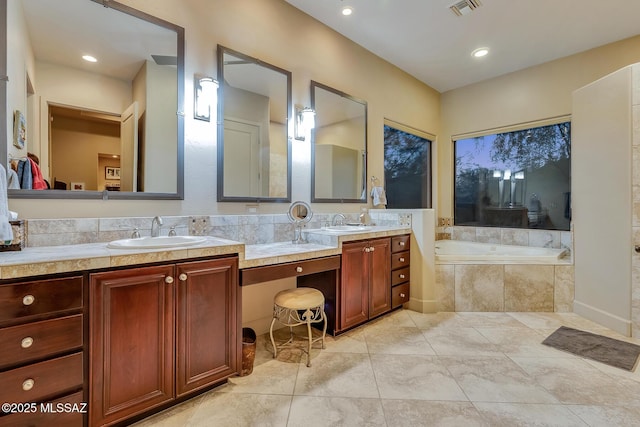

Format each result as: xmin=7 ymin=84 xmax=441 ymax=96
xmin=90 ymin=257 xmax=239 ymax=427
xmin=0 ymin=275 xmax=85 ymax=427
xmin=391 ymin=235 xmax=411 ymax=308
xmin=339 ymin=238 xmax=391 ymax=331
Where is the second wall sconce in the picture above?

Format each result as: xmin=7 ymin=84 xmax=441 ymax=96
xmin=194 ymin=74 xmax=218 ymax=122
xmin=294 ymin=105 xmax=316 ymax=140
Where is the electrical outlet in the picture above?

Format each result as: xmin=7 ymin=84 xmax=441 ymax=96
xmin=189 ymin=216 xmax=210 ymax=236
xmin=399 ymin=213 xmax=411 ymax=227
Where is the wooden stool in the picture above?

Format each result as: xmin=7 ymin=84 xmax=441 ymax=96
xmin=269 ymin=287 xmax=327 ymax=367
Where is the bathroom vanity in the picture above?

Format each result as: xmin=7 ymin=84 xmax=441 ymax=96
xmin=0 ymin=226 xmax=411 ymax=426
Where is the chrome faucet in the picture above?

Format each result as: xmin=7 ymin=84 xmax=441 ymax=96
xmin=151 ymin=216 xmax=163 ymax=237
xmin=331 ymin=213 xmax=346 ymax=226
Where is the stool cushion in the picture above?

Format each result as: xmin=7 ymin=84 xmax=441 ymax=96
xmin=274 ymin=288 xmax=324 ymax=310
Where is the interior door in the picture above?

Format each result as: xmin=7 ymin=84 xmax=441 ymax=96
xmin=223 ymin=118 xmax=261 ymax=196
xmin=120 ymin=102 xmax=139 ymax=192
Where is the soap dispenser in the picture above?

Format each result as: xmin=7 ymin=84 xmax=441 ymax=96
xmin=359 ymin=207 xmax=370 ymax=225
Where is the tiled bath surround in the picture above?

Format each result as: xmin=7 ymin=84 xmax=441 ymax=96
xmin=435 ymin=219 xmax=575 ymax=313
xmin=22 ymin=211 xmax=407 ymax=248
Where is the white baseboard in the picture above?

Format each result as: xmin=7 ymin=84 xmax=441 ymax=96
xmin=573 ymin=300 xmax=631 ymax=336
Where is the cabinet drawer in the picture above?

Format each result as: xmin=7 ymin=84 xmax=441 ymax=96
xmin=0 ymin=390 xmax=84 ymax=427
xmin=391 ymin=251 xmax=410 ymax=270
xmin=241 ymin=256 xmax=340 ymax=286
xmin=391 ymin=267 xmax=410 ymax=286
xmin=391 ymin=235 xmax=410 ymax=253
xmin=0 ymin=315 xmax=83 ymax=369
xmin=0 ymin=352 xmax=83 ymax=405
xmin=0 ymin=276 xmax=83 ymax=324
xmin=392 ymin=283 xmax=410 ymax=308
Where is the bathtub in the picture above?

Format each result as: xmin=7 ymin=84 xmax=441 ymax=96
xmin=435 ymin=239 xmax=568 ymax=264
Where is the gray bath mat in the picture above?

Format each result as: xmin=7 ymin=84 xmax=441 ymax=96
xmin=542 ymin=326 xmax=640 ymax=371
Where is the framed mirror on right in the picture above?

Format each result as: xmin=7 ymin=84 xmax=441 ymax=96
xmin=310 ymin=81 xmax=367 ymax=203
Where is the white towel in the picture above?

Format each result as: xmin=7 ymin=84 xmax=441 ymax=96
xmin=0 ymin=164 xmax=14 ymax=243
xmin=370 ymin=186 xmax=387 ymax=207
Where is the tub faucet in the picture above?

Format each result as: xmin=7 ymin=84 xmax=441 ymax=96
xmin=331 ymin=213 xmax=346 ymax=226
xmin=151 ymin=216 xmax=163 ymax=237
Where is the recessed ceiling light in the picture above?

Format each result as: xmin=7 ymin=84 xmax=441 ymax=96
xmin=471 ymin=47 xmax=489 ymax=58
xmin=342 ymin=6 xmax=353 ymax=16
xmin=82 ymin=55 xmax=97 ymax=63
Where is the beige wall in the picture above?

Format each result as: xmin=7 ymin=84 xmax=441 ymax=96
xmin=8 ymin=0 xmax=440 ymax=219
xmin=439 ymin=35 xmax=640 ymax=219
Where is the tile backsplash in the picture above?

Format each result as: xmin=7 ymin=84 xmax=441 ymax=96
xmin=22 ymin=211 xmax=410 ymax=248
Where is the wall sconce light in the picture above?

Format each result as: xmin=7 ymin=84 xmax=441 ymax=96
xmin=294 ymin=105 xmax=315 ymax=141
xmin=194 ymin=74 xmax=218 ymax=122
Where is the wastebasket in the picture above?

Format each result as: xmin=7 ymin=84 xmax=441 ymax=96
xmin=241 ymin=327 xmax=257 ymax=376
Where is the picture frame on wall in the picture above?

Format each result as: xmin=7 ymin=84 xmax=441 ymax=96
xmin=13 ymin=110 xmax=26 ymax=149
xmin=105 ymin=167 xmax=120 ymax=180
xmin=71 ymin=182 xmax=85 ymax=191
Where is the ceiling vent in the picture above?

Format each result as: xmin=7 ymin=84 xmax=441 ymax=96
xmin=450 ymin=0 xmax=482 ymax=16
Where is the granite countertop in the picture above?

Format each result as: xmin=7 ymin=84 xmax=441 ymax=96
xmin=0 ymin=226 xmax=412 ymax=280
xmin=0 ymin=236 xmax=244 ymax=280
xmin=241 ymin=226 xmax=411 ymax=269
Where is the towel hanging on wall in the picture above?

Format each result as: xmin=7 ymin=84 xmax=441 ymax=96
xmin=371 ymin=186 xmax=387 ymax=207
xmin=0 ymin=164 xmax=14 ymax=243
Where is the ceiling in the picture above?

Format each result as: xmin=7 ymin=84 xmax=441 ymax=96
xmin=285 ymin=0 xmax=640 ymax=93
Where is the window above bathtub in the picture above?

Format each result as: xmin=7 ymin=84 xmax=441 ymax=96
xmin=453 ymin=118 xmax=571 ymax=231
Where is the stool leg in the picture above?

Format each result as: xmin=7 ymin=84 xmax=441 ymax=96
xmin=269 ymin=317 xmax=278 ymax=358
xmin=306 ymin=316 xmax=313 ymax=367
xmin=321 ymin=310 xmax=327 ymax=350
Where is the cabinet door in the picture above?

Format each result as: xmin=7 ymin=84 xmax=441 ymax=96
xmin=176 ymin=258 xmax=239 ymax=397
xmin=340 ymin=241 xmax=369 ymax=330
xmin=368 ymin=238 xmax=391 ymax=318
xmin=90 ymin=265 xmax=175 ymax=427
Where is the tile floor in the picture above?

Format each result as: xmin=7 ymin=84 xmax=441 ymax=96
xmin=132 ymin=310 xmax=640 ymax=426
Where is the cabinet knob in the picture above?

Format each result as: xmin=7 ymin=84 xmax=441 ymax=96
xmin=369 ymin=247 xmax=375 ymax=252
xmin=165 ymin=276 xmax=174 ymax=284
xmin=399 ymin=257 xmax=405 ymax=262
xmin=179 ymin=273 xmax=188 ymax=281
xmin=364 ymin=247 xmax=371 ymax=253
xmin=296 ymin=266 xmax=303 ymax=273
xmin=21 ymin=337 xmax=34 ymax=349
xmin=399 ymin=241 xmax=405 ymax=247
xmin=400 ymin=293 xmax=406 ymax=298
xmin=399 ymin=274 xmax=406 ymax=279
xmin=22 ymin=379 xmax=35 ymax=391
xmin=22 ymin=295 xmax=35 ymax=306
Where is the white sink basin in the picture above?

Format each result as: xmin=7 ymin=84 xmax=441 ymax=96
xmin=323 ymin=225 xmax=369 ymax=233
xmin=107 ymin=236 xmax=207 ymax=249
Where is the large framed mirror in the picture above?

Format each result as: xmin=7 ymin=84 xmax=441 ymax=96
xmin=1 ymin=0 xmax=184 ymax=200
xmin=217 ymin=45 xmax=291 ymax=203
xmin=311 ymin=81 xmax=367 ymax=203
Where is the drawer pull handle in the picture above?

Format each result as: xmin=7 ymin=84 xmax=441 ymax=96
xmin=399 ymin=241 xmax=405 ymax=246
xmin=22 ymin=379 xmax=35 ymax=391
xmin=399 ymin=274 xmax=406 ymax=279
xmin=179 ymin=273 xmax=188 ymax=281
xmin=165 ymin=276 xmax=174 ymax=284
xmin=22 ymin=295 xmax=35 ymax=306
xmin=296 ymin=266 xmax=303 ymax=273
xmin=21 ymin=337 xmax=34 ymax=349
xmin=399 ymin=257 xmax=405 ymax=262
xmin=400 ymin=293 xmax=406 ymax=298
